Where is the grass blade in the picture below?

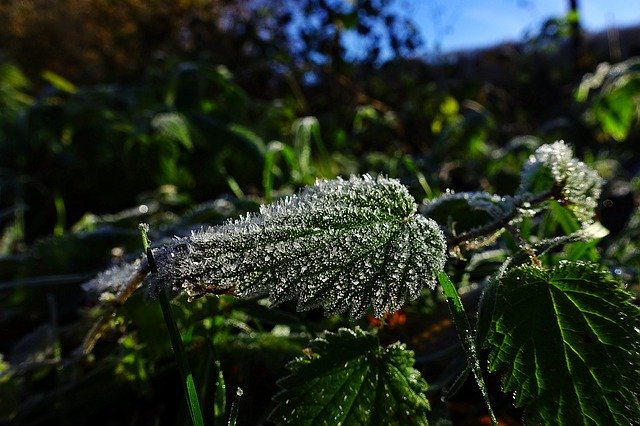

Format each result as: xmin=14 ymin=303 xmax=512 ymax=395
xmin=140 ymin=224 xmax=204 ymax=426
xmin=437 ymin=271 xmax=497 ymax=426
xmin=228 ymin=387 xmax=243 ymax=426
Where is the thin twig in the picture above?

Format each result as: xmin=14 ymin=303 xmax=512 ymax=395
xmin=504 ymin=222 xmax=542 ymax=267
xmin=447 ymin=190 xmax=554 ymax=250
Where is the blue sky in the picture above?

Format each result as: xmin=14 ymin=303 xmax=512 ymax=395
xmin=397 ymin=0 xmax=640 ymax=53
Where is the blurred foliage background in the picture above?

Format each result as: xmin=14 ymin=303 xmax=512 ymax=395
xmin=1 ymin=0 xmax=639 ymax=424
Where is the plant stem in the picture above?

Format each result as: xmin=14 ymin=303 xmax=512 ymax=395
xmin=139 ymin=224 xmax=204 ymax=426
xmin=158 ymin=288 xmax=205 ymax=426
xmin=437 ymin=272 xmax=498 ymax=426
xmin=447 ymin=190 xmax=553 ymax=250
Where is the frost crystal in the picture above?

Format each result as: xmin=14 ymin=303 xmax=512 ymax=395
xmin=150 ymin=175 xmax=447 ymax=319
xmin=518 ymin=141 xmax=602 ymax=225
xmin=82 ymin=259 xmax=144 ymax=300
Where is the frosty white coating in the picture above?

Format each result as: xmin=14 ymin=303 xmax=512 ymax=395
xmin=518 ymin=140 xmax=602 ymax=225
xmin=149 ymin=175 xmax=447 ymax=318
xmin=422 ymin=191 xmax=512 ymax=220
xmin=83 ymin=259 xmax=143 ymax=299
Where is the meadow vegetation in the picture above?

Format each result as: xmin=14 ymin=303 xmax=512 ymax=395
xmin=1 ymin=1 xmax=639 ymax=424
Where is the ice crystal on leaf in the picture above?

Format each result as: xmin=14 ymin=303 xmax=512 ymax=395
xmin=149 ymin=175 xmax=447 ymax=319
xmin=518 ymin=140 xmax=602 ymax=225
xmin=82 ymin=259 xmax=144 ymax=301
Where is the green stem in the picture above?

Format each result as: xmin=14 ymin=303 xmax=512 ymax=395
xmin=139 ymin=224 xmax=204 ymax=426
xmin=437 ymin=271 xmax=497 ymax=426
xmin=159 ymin=289 xmax=204 ymax=426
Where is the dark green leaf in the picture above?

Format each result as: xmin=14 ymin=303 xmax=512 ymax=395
xmin=523 ymin=163 xmax=556 ymax=195
xmin=269 ymin=327 xmax=429 ymax=426
xmin=486 ymin=261 xmax=640 ymax=425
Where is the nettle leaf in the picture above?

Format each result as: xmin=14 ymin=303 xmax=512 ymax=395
xmin=486 ymin=260 xmax=640 ymax=425
xmin=518 ymin=141 xmax=602 ymax=226
xmin=269 ymin=327 xmax=429 ymax=425
xmin=150 ymin=175 xmax=446 ymax=319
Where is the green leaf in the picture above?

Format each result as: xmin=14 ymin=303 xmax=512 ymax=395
xmin=546 ymin=200 xmax=581 ymax=235
xmin=575 ymin=58 xmax=640 ymax=141
xmin=152 ymin=112 xmax=193 ymax=150
xmin=151 ymin=175 xmax=447 ymax=319
xmin=0 ymin=63 xmax=32 ymax=119
xmin=475 ymin=276 xmax=499 ymax=348
xmin=41 ymin=70 xmax=76 ymax=94
xmin=520 ymin=161 xmax=556 ymax=195
xmin=593 ymin=81 xmax=639 ymax=141
xmin=441 ymin=366 xmax=470 ymax=401
xmin=269 ymin=327 xmax=429 ymax=426
xmin=263 ymin=141 xmax=298 ymax=203
xmin=228 ymin=123 xmax=266 ymax=156
xmin=158 ymin=286 xmax=204 ymax=426
xmin=486 ymin=261 xmax=640 ymax=425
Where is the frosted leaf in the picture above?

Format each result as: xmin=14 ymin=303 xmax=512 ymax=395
xmin=422 ymin=191 xmax=510 ymax=221
xmin=517 ymin=141 xmax=602 ymax=226
xmin=421 ymin=191 xmax=517 ymax=244
xmin=149 ymin=175 xmax=447 ymax=319
xmin=82 ymin=258 xmax=144 ymax=300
